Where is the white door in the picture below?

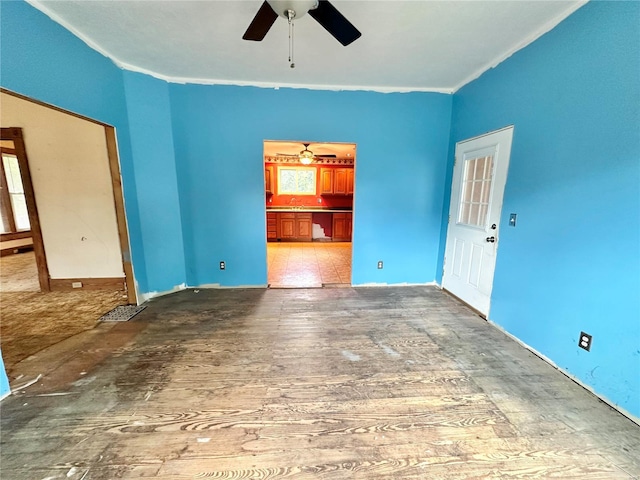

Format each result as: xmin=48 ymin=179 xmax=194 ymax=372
xmin=442 ymin=126 xmax=513 ymax=317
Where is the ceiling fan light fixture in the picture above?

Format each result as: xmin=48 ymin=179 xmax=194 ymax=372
xmin=267 ymin=0 xmax=318 ymax=19
xmin=299 ymin=148 xmax=315 ymax=164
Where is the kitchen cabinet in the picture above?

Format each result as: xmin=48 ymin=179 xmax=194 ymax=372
xmin=332 ymin=212 xmax=352 ymax=241
xmin=334 ymin=169 xmax=348 ymax=194
xmin=320 ymin=168 xmax=333 ymax=195
xmin=278 ymin=212 xmax=312 ymax=241
xmin=319 ymin=167 xmax=354 ymax=196
xmin=265 ymin=166 xmax=274 ymax=194
xmin=266 ymin=212 xmax=277 ymax=240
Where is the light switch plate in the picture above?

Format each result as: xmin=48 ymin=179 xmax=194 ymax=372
xmin=509 ymin=213 xmax=517 ymax=227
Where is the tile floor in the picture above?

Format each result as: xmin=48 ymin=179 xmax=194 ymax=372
xmin=267 ymin=241 xmax=352 ymax=288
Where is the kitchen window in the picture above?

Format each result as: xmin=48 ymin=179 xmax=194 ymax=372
xmin=277 ymin=166 xmax=316 ymax=195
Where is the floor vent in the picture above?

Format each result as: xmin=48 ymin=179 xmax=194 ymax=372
xmin=100 ymin=305 xmax=146 ymax=322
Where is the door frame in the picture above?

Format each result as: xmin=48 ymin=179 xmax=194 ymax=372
xmin=263 ymin=140 xmax=357 ymax=287
xmin=1 ymin=127 xmax=50 ymax=292
xmin=442 ymin=125 xmax=514 ymax=317
xmin=0 ymin=88 xmax=137 ymax=304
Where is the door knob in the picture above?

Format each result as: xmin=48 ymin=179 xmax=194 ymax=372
xmin=486 ymin=236 xmax=496 ymax=243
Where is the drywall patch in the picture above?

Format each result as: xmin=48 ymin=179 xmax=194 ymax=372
xmin=138 ymin=283 xmax=186 ymax=303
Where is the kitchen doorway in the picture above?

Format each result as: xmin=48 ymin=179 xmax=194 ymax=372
xmin=263 ymin=141 xmax=356 ymax=288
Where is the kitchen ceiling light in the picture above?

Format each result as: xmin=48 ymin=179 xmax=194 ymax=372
xmin=299 ymin=146 xmax=315 ymax=164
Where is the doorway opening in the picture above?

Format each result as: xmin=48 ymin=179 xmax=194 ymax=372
xmin=0 ymin=90 xmax=136 ymax=380
xmin=263 ymin=140 xmax=356 ymax=288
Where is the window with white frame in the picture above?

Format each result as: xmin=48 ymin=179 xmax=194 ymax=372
xmin=277 ymin=166 xmax=316 ymax=195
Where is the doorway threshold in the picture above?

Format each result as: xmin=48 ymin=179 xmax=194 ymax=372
xmin=322 ymin=283 xmax=351 ymax=288
xmin=267 ymin=283 xmax=351 ymax=289
xmin=268 ymin=284 xmax=323 ymax=289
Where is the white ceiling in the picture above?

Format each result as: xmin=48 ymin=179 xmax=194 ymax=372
xmin=28 ymin=0 xmax=585 ymax=93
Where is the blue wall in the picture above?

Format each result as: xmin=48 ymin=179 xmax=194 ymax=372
xmin=169 ymin=85 xmax=452 ymax=287
xmin=445 ymin=1 xmax=640 ymax=417
xmin=123 ymin=72 xmax=186 ymax=293
xmin=0 ymin=349 xmax=9 ymax=398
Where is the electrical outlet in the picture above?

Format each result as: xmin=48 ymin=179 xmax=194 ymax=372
xmin=578 ymin=331 xmax=592 ymax=351
xmin=377 ymin=261 xmax=383 ymax=269
xmin=219 ymin=261 xmax=226 ymax=270
xmin=71 ymin=281 xmax=83 ymax=289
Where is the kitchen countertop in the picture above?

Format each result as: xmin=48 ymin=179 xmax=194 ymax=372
xmin=266 ymin=207 xmax=352 ymax=213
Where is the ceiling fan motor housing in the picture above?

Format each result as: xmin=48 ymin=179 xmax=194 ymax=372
xmin=267 ymin=0 xmax=319 ymax=19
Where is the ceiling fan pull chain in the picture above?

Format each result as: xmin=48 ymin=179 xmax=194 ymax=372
xmin=287 ymin=9 xmax=295 ymax=68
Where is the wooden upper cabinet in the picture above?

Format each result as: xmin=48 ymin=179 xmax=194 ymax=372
xmin=320 ymin=167 xmax=354 ymax=196
xmin=265 ymin=166 xmax=274 ymax=194
xmin=334 ymin=169 xmax=348 ymax=195
xmin=346 ymin=168 xmax=354 ymax=195
xmin=320 ymin=168 xmax=333 ymax=194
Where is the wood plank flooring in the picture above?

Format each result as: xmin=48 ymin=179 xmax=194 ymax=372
xmin=0 ymin=251 xmax=127 ymax=371
xmin=1 ymin=286 xmax=638 ymax=479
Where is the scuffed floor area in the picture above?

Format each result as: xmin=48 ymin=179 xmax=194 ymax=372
xmin=0 ymin=251 xmax=127 ymax=374
xmin=1 ymin=286 xmax=638 ymax=479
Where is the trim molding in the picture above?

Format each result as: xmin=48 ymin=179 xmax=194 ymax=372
xmin=436 ymin=284 xmax=640 ymax=426
xmin=0 ymin=231 xmax=32 ymax=241
xmin=50 ymin=277 xmax=125 ymax=291
xmin=0 ymin=246 xmax=34 ymax=257
xmin=486 ymin=317 xmax=640 ymax=427
xmin=25 ymin=0 xmax=453 ymax=94
xmin=452 ymin=1 xmax=588 ymax=92
xmin=0 ymin=88 xmax=111 ymax=127
xmin=265 ymin=156 xmax=354 ymax=165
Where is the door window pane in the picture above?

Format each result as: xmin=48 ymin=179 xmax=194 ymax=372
xmin=457 ymin=155 xmax=494 ymax=228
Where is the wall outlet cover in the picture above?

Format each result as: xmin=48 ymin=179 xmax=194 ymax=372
xmin=579 ymin=331 xmax=592 ymax=351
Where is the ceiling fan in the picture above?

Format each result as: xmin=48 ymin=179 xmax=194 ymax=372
xmin=275 ymin=143 xmax=337 ymax=164
xmin=243 ymin=0 xmax=361 ymax=47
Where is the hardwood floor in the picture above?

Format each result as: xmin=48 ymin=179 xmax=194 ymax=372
xmin=0 ymin=251 xmax=128 ymax=373
xmin=1 ymin=286 xmax=638 ymax=479
xmin=268 ymin=242 xmax=351 ymax=287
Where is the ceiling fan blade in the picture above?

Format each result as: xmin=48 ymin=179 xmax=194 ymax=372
xmin=308 ymin=0 xmax=361 ymax=46
xmin=316 ymin=154 xmax=337 ymax=158
xmin=243 ymin=1 xmax=278 ymax=41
